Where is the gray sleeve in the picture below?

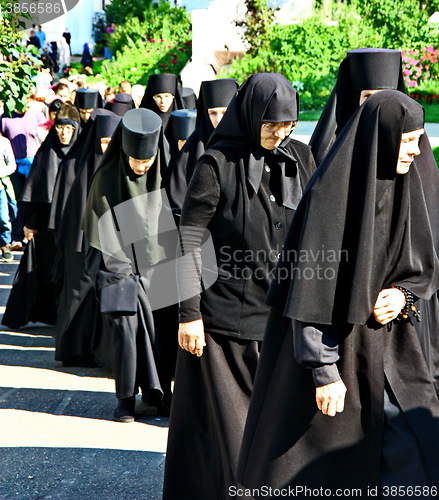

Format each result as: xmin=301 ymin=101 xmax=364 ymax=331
xmin=292 ymin=319 xmax=341 ymax=387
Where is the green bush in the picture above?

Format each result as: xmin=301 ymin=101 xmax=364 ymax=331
xmin=93 ymin=38 xmax=192 ymax=87
xmin=0 ymin=1 xmax=41 ymax=115
xmin=108 ymin=2 xmax=191 ymax=55
xmin=226 ymin=1 xmax=438 ymax=110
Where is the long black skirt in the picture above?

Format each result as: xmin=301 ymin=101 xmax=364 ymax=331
xmin=237 ymin=309 xmax=439 ymax=495
xmin=55 ymin=247 xmax=111 ymax=367
xmin=163 ymin=332 xmax=260 ymax=500
xmin=102 ymin=275 xmax=163 ymax=399
xmin=2 ymin=227 xmax=58 ymax=328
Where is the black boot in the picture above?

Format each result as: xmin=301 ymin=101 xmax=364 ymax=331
xmin=113 ymin=395 xmax=136 ymax=423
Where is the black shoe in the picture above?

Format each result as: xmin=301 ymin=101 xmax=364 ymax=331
xmin=113 ymin=396 xmax=136 ymax=423
xmin=0 ymin=246 xmax=13 ymax=261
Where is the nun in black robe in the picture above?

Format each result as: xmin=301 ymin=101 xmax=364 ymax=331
xmin=238 ymin=90 xmax=439 ymax=495
xmin=139 ymin=73 xmax=185 ymax=154
xmin=104 ymin=92 xmax=134 ymax=117
xmin=74 ymin=88 xmax=103 ymax=127
xmin=167 ymin=78 xmax=239 ymax=219
xmin=163 ymin=73 xmax=315 ymax=500
xmin=53 ymin=110 xmax=121 ymax=367
xmin=82 ymin=108 xmax=176 ymax=421
xmin=309 ymin=47 xmax=439 ymax=394
xmin=1 ymin=102 xmax=81 ymax=328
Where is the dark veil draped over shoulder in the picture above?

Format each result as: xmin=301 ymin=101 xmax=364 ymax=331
xmin=55 ymin=109 xmax=121 ymax=252
xmin=268 ymin=90 xmax=439 ymax=325
xmin=21 ymin=102 xmax=81 ymax=204
xmin=204 ymin=73 xmax=303 ymax=208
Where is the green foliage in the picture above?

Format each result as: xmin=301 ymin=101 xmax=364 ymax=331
xmin=0 ymin=0 xmax=41 ymax=115
xmin=93 ymin=38 xmax=192 ymax=87
xmin=225 ymin=4 xmax=384 ymax=109
xmin=227 ymin=0 xmax=437 ymax=109
xmin=234 ymin=0 xmax=278 ymax=56
xmin=348 ymin=0 xmax=431 ymax=49
xmin=432 ymin=147 xmax=439 ymax=167
xmin=104 ymin=0 xmax=153 ymax=25
xmin=109 ymin=2 xmax=191 ymax=54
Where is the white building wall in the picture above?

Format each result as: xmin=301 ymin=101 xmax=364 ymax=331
xmin=42 ymin=0 xmax=104 ymax=55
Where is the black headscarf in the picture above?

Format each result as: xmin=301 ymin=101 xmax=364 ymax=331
xmin=268 ymin=90 xmax=439 ymax=325
xmin=139 ymin=73 xmax=185 ymax=121
xmin=310 ymin=48 xmax=406 ymax=167
xmin=139 ymin=74 xmax=185 ymax=153
xmin=82 ymin=108 xmax=171 ymax=269
xmin=21 ymin=102 xmax=81 ymax=203
xmin=104 ymin=92 xmax=134 ymax=116
xmin=309 ymin=47 xmax=439 ymax=256
xmin=178 ymin=78 xmax=239 ymax=181
xmin=206 ymin=73 xmax=301 ymax=208
xmin=50 ymin=109 xmax=120 ymax=239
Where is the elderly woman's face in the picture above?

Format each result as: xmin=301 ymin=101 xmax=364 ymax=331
xmin=128 ymin=155 xmax=156 ymax=175
xmin=396 ymin=128 xmax=424 ymax=174
xmin=260 ymin=121 xmax=295 ymax=150
xmin=56 ymin=124 xmax=75 ymax=145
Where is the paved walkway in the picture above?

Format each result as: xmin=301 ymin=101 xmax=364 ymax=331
xmin=0 ymin=255 xmax=167 ymax=500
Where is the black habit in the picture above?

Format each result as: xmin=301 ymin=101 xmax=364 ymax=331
xmin=2 ymin=103 xmax=81 ymax=328
xmin=238 ymin=91 xmax=439 ymax=494
xmin=163 ymin=73 xmax=315 ymax=500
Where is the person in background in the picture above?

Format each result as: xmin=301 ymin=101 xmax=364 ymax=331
xmin=54 ymin=82 xmax=71 ymax=103
xmin=27 ymin=30 xmax=41 ymax=50
xmin=0 ymin=99 xmax=46 ymax=249
xmin=36 ymin=99 xmax=63 ymax=148
xmin=58 ymin=37 xmax=71 ymax=79
xmin=0 ymin=135 xmax=16 ymax=261
xmin=1 ymin=102 xmax=81 ymax=329
xmin=104 ymin=86 xmax=116 ymax=105
xmin=104 ymin=93 xmax=134 ymax=117
xmin=167 ymin=78 xmax=238 ymax=219
xmin=131 ymin=84 xmax=145 ymax=108
xmin=80 ymin=42 xmax=94 ymax=76
xmin=35 ymin=25 xmax=46 ymax=50
xmin=118 ymin=80 xmax=132 ymax=95
xmin=75 ymin=88 xmax=101 ymax=126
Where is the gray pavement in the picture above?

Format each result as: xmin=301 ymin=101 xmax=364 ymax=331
xmin=0 ymin=253 xmax=167 ymax=500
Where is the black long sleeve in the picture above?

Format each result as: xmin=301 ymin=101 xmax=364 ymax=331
xmin=178 ymin=158 xmax=220 ymax=323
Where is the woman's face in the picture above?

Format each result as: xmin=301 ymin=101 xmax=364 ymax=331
xmin=260 ymin=121 xmax=295 ymax=150
xmin=100 ymin=137 xmax=111 ymax=153
xmin=359 ymin=89 xmax=383 ymax=106
xmin=55 ymin=124 xmax=75 ymax=145
xmin=79 ymin=108 xmax=93 ymax=123
xmin=128 ymin=155 xmax=156 ymax=175
xmin=208 ymin=107 xmax=227 ymax=128
xmin=396 ymin=128 xmax=424 ymax=174
xmin=153 ymin=93 xmax=174 ymax=113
